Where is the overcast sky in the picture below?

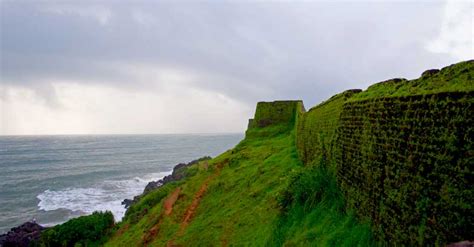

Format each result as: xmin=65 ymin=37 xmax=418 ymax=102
xmin=0 ymin=0 xmax=472 ymax=135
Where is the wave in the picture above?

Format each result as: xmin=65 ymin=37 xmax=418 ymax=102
xmin=36 ymin=171 xmax=170 ymax=224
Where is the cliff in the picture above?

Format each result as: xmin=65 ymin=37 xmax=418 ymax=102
xmin=28 ymin=60 xmax=473 ymax=246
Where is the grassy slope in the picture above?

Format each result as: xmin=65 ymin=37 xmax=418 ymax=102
xmin=105 ymin=122 xmax=375 ymax=246
xmin=270 ymin=163 xmax=375 ymax=247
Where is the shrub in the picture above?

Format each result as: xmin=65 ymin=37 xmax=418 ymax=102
xmin=39 ymin=211 xmax=114 ymax=247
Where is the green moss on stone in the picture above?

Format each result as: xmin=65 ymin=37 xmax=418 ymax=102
xmin=295 ymin=60 xmax=473 ymax=245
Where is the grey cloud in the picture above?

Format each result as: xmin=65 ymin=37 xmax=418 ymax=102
xmin=0 ymin=0 xmax=458 ymax=109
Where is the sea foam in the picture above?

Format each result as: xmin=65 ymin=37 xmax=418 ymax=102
xmin=37 ymin=171 xmax=170 ymax=223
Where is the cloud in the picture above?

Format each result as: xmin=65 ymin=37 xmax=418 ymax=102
xmin=131 ymin=9 xmax=156 ymax=26
xmin=0 ymin=82 xmax=250 ymax=135
xmin=0 ymin=0 xmax=468 ymax=134
xmin=426 ymin=0 xmax=473 ymax=60
xmin=40 ymin=4 xmax=112 ymax=26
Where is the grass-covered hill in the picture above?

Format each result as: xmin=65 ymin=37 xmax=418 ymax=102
xmin=103 ymin=99 xmax=375 ymax=246
xmin=35 ymin=60 xmax=473 ymax=247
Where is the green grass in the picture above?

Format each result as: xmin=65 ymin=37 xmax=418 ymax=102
xmin=269 ymin=161 xmax=376 ymax=247
xmin=104 ymin=113 xmax=375 ymax=246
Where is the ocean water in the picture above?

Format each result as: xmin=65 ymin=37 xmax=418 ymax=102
xmin=0 ymin=134 xmax=243 ymax=234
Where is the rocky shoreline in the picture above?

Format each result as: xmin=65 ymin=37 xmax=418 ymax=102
xmin=121 ymin=156 xmax=211 ymax=208
xmin=0 ymin=221 xmax=46 ymax=247
xmin=0 ymin=156 xmax=211 ymax=247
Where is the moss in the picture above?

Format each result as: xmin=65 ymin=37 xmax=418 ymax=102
xmin=248 ymin=100 xmax=304 ymax=129
xmin=336 ymin=91 xmax=474 ymax=245
xmin=296 ymin=89 xmax=360 ymax=171
xmin=295 ymin=60 xmax=473 ymax=245
xmin=349 ymin=60 xmax=474 ymax=101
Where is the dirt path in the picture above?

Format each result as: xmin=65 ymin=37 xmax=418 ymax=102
xmin=180 ymin=163 xmax=223 ymax=232
xmin=142 ymin=187 xmax=181 ymax=246
xmin=167 ymin=163 xmax=224 ymax=246
xmin=164 ymin=188 xmax=181 ymax=215
xmin=180 ymin=176 xmax=211 ymax=230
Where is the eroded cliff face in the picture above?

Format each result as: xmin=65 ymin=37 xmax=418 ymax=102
xmin=296 ymin=60 xmax=474 ymax=245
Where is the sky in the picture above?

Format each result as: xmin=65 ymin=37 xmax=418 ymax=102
xmin=0 ymin=0 xmax=472 ymax=135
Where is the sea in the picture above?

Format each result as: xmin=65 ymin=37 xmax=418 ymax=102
xmin=0 ymin=134 xmax=243 ymax=234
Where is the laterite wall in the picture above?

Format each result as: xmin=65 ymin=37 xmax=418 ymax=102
xmin=336 ymin=91 xmax=473 ymax=245
xmin=296 ymin=89 xmax=360 ymax=169
xmin=248 ymin=100 xmax=304 ymax=129
xmin=296 ymin=60 xmax=473 ymax=245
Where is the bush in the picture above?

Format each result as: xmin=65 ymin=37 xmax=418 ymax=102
xmin=39 ymin=211 xmax=114 ymax=247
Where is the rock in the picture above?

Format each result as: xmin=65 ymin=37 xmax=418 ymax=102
xmin=143 ymin=180 xmax=163 ymax=194
xmin=121 ymin=199 xmax=134 ymax=208
xmin=0 ymin=234 xmax=7 ymax=244
xmin=0 ymin=221 xmax=46 ymax=247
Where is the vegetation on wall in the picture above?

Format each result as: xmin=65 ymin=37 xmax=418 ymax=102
xmin=248 ymin=100 xmax=304 ymax=129
xmin=349 ymin=60 xmax=473 ymax=101
xmin=296 ymin=60 xmax=473 ymax=245
xmin=336 ymin=70 xmax=474 ymax=244
xmin=296 ymin=89 xmax=360 ymax=171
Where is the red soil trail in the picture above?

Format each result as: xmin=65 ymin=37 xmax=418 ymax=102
xmin=167 ymin=163 xmax=225 ymax=246
xmin=180 ymin=177 xmax=211 ymax=229
xmin=180 ymin=163 xmax=224 ymax=231
xmin=164 ymin=188 xmax=182 ymax=215
xmin=142 ymin=187 xmax=181 ymax=246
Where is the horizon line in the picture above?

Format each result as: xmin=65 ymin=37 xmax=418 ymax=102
xmin=0 ymin=132 xmax=245 ymax=137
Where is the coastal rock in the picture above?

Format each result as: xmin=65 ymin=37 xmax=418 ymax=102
xmin=0 ymin=221 xmax=45 ymax=247
xmin=146 ymin=156 xmax=212 ymax=193
xmin=143 ymin=180 xmax=163 ymax=194
xmin=122 ymin=156 xmax=212 ymax=208
xmin=121 ymin=199 xmax=134 ymax=208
